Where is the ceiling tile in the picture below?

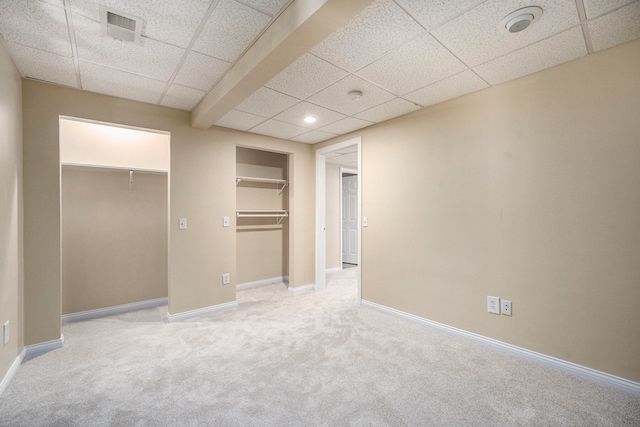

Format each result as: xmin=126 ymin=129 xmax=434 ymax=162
xmin=291 ymin=130 xmax=338 ymax=144
xmin=337 ymin=145 xmax=358 ymax=154
xmin=174 ymin=51 xmax=230 ymax=91
xmin=307 ymin=75 xmax=396 ymax=116
xmin=4 ymin=41 xmax=78 ymax=88
xmin=237 ymin=0 xmax=292 ymax=16
xmin=589 ymin=2 xmax=640 ymax=52
xmin=355 ymin=98 xmax=420 ymax=123
xmin=249 ymin=119 xmax=307 ymax=139
xmin=356 ymin=33 xmax=467 ymax=95
xmin=161 ymin=84 xmax=205 ymax=111
xmin=69 ymin=0 xmax=211 ymax=48
xmin=79 ymin=61 xmax=166 ymax=104
xmin=0 ymin=1 xmax=71 ymax=57
xmin=582 ymin=0 xmax=635 ymax=19
xmin=265 ymin=53 xmax=349 ymax=99
xmin=317 ymin=117 xmax=374 ymax=135
xmin=474 ymin=26 xmax=587 ymax=86
xmin=273 ymin=101 xmax=346 ymax=129
xmin=192 ymin=0 xmax=271 ymax=63
xmin=73 ymin=14 xmax=184 ymax=81
xmin=396 ymin=0 xmax=485 ymax=28
xmin=404 ymin=69 xmax=489 ymax=107
xmin=432 ymin=0 xmax=580 ymax=67
xmin=235 ymin=87 xmax=299 ymax=117
xmin=309 ymin=0 xmax=426 ymax=72
xmin=215 ymin=109 xmax=267 ymax=131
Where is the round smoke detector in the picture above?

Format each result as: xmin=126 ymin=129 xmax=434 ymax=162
xmin=500 ymin=6 xmax=543 ymax=33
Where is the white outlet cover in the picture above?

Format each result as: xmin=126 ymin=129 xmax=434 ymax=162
xmin=222 ymin=273 xmax=230 ymax=285
xmin=487 ymin=296 xmax=500 ymax=314
xmin=501 ymin=299 xmax=512 ymax=316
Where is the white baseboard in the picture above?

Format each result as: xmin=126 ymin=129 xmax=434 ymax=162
xmin=62 ymin=297 xmax=168 ymax=323
xmin=25 ymin=335 xmax=64 ymax=356
xmin=166 ymin=301 xmax=237 ymax=322
xmin=361 ymin=300 xmax=640 ymax=396
xmin=0 ymin=347 xmax=25 ymax=397
xmin=236 ymin=276 xmax=288 ymax=291
xmin=288 ymin=283 xmax=316 ymax=294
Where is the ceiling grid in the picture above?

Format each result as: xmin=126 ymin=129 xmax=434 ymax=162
xmin=0 ymin=0 xmax=638 ymax=143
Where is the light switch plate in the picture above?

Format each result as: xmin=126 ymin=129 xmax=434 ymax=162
xmin=179 ymin=217 xmax=187 ymax=230
xmin=2 ymin=321 xmax=9 ymax=346
xmin=223 ymin=216 xmax=229 ymax=227
xmin=362 ymin=216 xmax=368 ymax=227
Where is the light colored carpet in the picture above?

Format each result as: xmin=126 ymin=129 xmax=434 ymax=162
xmin=1 ymin=268 xmax=639 ymax=426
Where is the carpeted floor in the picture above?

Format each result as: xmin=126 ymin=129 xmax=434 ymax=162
xmin=1 ymin=268 xmax=639 ymax=426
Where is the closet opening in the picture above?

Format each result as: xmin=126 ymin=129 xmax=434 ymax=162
xmin=235 ymin=147 xmax=289 ymax=299
xmin=59 ymin=117 xmax=170 ymax=322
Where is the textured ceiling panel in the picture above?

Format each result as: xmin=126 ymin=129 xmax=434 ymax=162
xmin=589 ymin=2 xmax=640 ymax=52
xmin=326 ymin=151 xmax=357 ymax=164
xmin=73 ymin=14 xmax=185 ymax=81
xmin=433 ymin=0 xmax=580 ymax=67
xmin=80 ymin=61 xmax=166 ymax=104
xmin=582 ymin=0 xmax=635 ymax=19
xmin=174 ymin=51 xmax=231 ymax=91
xmin=70 ymin=0 xmax=211 ymax=48
xmin=249 ymin=119 xmax=307 ymax=139
xmin=192 ymin=0 xmax=271 ymax=63
xmin=354 ymin=98 xmax=420 ymax=123
xmin=318 ymin=117 xmax=373 ymax=135
xmin=265 ymin=53 xmax=349 ymax=100
xmin=307 ymin=74 xmax=396 ymax=116
xmin=0 ymin=1 xmax=71 ymax=57
xmin=4 ymin=41 xmax=78 ymax=88
xmin=215 ymin=109 xmax=267 ymax=131
xmin=235 ymin=87 xmax=299 ymax=117
xmin=474 ymin=26 xmax=587 ymax=85
xmin=291 ymin=130 xmax=339 ymax=144
xmin=404 ymin=69 xmax=489 ymax=107
xmin=161 ymin=84 xmax=205 ymax=111
xmin=356 ymin=33 xmax=467 ymax=95
xmin=310 ymin=0 xmax=426 ymax=72
xmin=273 ymin=101 xmax=346 ymax=129
xmin=238 ymin=0 xmax=292 ymax=16
xmin=396 ymin=0 xmax=485 ymax=28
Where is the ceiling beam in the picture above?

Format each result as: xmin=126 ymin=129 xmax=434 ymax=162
xmin=191 ymin=0 xmax=373 ymax=129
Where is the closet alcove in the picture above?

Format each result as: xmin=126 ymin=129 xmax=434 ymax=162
xmin=235 ymin=147 xmax=289 ymax=289
xmin=59 ymin=117 xmax=169 ymax=317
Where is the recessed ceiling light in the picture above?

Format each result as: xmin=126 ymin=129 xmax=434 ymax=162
xmin=500 ymin=6 xmax=542 ymax=33
xmin=303 ymin=114 xmax=317 ymax=123
xmin=348 ymin=90 xmax=363 ymax=101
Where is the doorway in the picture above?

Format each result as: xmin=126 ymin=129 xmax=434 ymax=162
xmin=315 ymin=137 xmax=362 ymax=300
xmin=341 ymin=168 xmax=358 ymax=267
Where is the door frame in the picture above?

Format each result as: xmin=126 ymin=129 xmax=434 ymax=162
xmin=340 ymin=167 xmax=358 ymax=266
xmin=315 ymin=136 xmax=361 ymax=302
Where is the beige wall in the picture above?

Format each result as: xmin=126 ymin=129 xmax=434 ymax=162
xmin=0 ymin=42 xmax=24 ymax=384
xmin=61 ymin=167 xmax=168 ymax=314
xmin=317 ymin=39 xmax=640 ymax=382
xmin=60 ymin=118 xmax=170 ymax=171
xmin=236 ymin=147 xmax=288 ymax=283
xmin=22 ymin=81 xmax=315 ymax=345
xmin=325 ymin=163 xmax=341 ymax=270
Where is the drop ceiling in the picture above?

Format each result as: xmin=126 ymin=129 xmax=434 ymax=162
xmin=1 ymin=0 xmax=639 ymax=144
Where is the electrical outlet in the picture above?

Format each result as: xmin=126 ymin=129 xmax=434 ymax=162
xmin=2 ymin=321 xmax=9 ymax=346
xmin=222 ymin=273 xmax=230 ymax=285
xmin=487 ymin=296 xmax=500 ymax=314
xmin=501 ymin=299 xmax=512 ymax=316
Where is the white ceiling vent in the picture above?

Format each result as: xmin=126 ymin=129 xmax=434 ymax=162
xmin=99 ymin=5 xmax=144 ymax=44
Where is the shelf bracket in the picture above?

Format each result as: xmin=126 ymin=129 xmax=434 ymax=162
xmin=277 ymin=182 xmax=288 ymax=196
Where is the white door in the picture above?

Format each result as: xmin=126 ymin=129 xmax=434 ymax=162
xmin=342 ymin=173 xmax=358 ymax=265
